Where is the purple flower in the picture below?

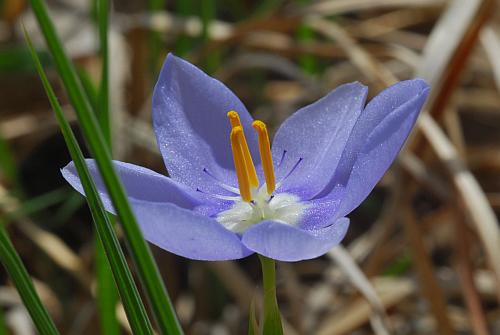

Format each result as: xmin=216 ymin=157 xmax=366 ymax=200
xmin=62 ymin=54 xmax=429 ymax=262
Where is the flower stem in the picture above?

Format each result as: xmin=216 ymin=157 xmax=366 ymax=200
xmin=258 ymin=255 xmax=283 ymax=335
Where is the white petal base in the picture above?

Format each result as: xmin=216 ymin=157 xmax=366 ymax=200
xmin=216 ymin=186 xmax=309 ymax=233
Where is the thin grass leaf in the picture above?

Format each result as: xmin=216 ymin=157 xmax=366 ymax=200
xmin=24 ymin=27 xmax=154 ymax=335
xmin=248 ymin=298 xmax=260 ymax=335
xmin=175 ymin=0 xmax=194 ymax=56
xmin=2 ymin=188 xmax=68 ymax=224
xmin=27 ymin=1 xmax=183 ymax=333
xmin=200 ymin=0 xmax=219 ymax=74
xmin=0 ymin=130 xmax=19 ymax=187
xmin=52 ymin=192 xmax=85 ymax=225
xmin=94 ymin=1 xmax=119 ymax=333
xmin=0 ymin=220 xmax=60 ymax=335
xmin=77 ymin=67 xmax=98 ymax=112
xmin=0 ymin=305 xmax=7 ymax=335
xmin=97 ymin=0 xmax=110 ymax=146
xmin=96 ymin=235 xmax=120 ymax=335
xmin=148 ymin=0 xmax=166 ymax=74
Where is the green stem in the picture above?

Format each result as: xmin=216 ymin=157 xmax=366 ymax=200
xmin=258 ymin=255 xmax=283 ymax=335
xmin=0 ymin=222 xmax=60 ymax=335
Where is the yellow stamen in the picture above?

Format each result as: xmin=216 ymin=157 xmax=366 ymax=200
xmin=227 ymin=110 xmax=242 ymax=128
xmin=252 ymin=120 xmax=276 ymax=195
xmin=227 ymin=111 xmax=259 ymax=188
xmin=230 ymin=127 xmax=252 ymax=202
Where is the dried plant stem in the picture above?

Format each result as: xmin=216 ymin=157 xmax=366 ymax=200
xmin=454 ymin=209 xmax=490 ymax=335
xmin=328 ymin=246 xmax=391 ymax=335
xmin=419 ymin=114 xmax=500 ymax=301
xmin=401 ymin=186 xmax=454 ymax=335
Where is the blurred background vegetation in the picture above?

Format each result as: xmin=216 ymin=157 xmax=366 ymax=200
xmin=0 ymin=0 xmax=500 ymax=334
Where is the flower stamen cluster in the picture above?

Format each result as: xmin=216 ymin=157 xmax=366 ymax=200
xmin=228 ymin=111 xmax=275 ymax=202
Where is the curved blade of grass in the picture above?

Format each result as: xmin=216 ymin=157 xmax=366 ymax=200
xmin=148 ymin=0 xmax=166 ymax=74
xmin=94 ymin=1 xmax=119 ymax=334
xmin=24 ymin=27 xmax=154 ymax=335
xmin=0 ymin=130 xmax=18 ymax=187
xmin=3 ymin=188 xmax=68 ymax=224
xmin=0 ymin=304 xmax=7 ymax=335
xmin=0 ymin=221 xmax=60 ymax=335
xmin=97 ymin=0 xmax=110 ymax=146
xmin=96 ymin=234 xmax=120 ymax=335
xmin=27 ymin=2 xmax=183 ymax=333
xmin=248 ymin=298 xmax=260 ymax=335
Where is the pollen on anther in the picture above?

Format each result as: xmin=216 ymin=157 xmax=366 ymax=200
xmin=252 ymin=120 xmax=276 ymax=195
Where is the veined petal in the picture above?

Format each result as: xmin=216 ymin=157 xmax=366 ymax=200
xmin=131 ymin=201 xmax=252 ymax=261
xmin=242 ymin=218 xmax=349 ymax=262
xmin=62 ymin=159 xmax=206 ymax=212
xmin=272 ymin=82 xmax=368 ymax=199
xmin=62 ymin=160 xmax=251 ymax=260
xmin=319 ymin=79 xmax=430 ymax=217
xmin=153 ymin=54 xmax=259 ymax=194
xmin=298 ymin=196 xmax=343 ymax=230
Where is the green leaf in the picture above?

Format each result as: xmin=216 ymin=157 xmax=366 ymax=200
xmin=96 ymin=231 xmax=120 ymax=335
xmin=258 ymin=255 xmax=283 ymax=335
xmin=175 ymin=0 xmax=194 ymax=56
xmin=77 ymin=67 xmax=98 ymax=112
xmin=3 ymin=188 xmax=68 ymax=224
xmin=148 ymin=0 xmax=166 ymax=75
xmin=200 ymin=0 xmax=219 ymax=74
xmin=24 ymin=27 xmax=154 ymax=335
xmin=94 ymin=1 xmax=119 ymax=333
xmin=97 ymin=0 xmax=110 ymax=146
xmin=0 ymin=221 xmax=60 ymax=335
xmin=248 ymin=298 xmax=260 ymax=335
xmin=0 ymin=303 xmax=8 ymax=335
xmin=0 ymin=130 xmax=18 ymax=187
xmin=27 ymin=1 xmax=183 ymax=333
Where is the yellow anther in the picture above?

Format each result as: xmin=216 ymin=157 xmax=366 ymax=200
xmin=252 ymin=120 xmax=276 ymax=195
xmin=227 ymin=111 xmax=242 ymax=128
xmin=227 ymin=111 xmax=259 ymax=188
xmin=230 ymin=127 xmax=252 ymax=202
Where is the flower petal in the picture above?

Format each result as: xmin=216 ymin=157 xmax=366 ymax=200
xmin=131 ymin=201 xmax=253 ymax=260
xmin=242 ymin=218 xmax=349 ymax=262
xmin=61 ymin=159 xmax=206 ymax=212
xmin=272 ymin=82 xmax=368 ymax=199
xmin=152 ymin=54 xmax=259 ymax=194
xmin=320 ymin=79 xmax=430 ymax=217
xmin=298 ymin=197 xmax=343 ymax=230
xmin=62 ymin=160 xmax=251 ymax=260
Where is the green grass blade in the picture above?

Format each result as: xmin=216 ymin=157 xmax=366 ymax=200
xmin=28 ymin=1 xmax=183 ymax=333
xmin=175 ymin=0 xmax=194 ymax=56
xmin=148 ymin=0 xmax=166 ymax=74
xmin=0 ymin=303 xmax=8 ymax=335
xmin=96 ymin=233 xmax=120 ymax=335
xmin=248 ymin=298 xmax=260 ymax=335
xmin=97 ymin=0 xmax=110 ymax=146
xmin=0 ymin=130 xmax=18 ymax=187
xmin=3 ymin=188 xmax=68 ymax=224
xmin=95 ymin=1 xmax=119 ymax=333
xmin=0 ymin=221 xmax=60 ymax=335
xmin=25 ymin=0 xmax=182 ymax=334
xmin=77 ymin=67 xmax=98 ymax=111
xmin=296 ymin=0 xmax=317 ymax=75
xmin=200 ymin=0 xmax=219 ymax=74
xmin=24 ymin=27 xmax=154 ymax=335
xmin=52 ymin=191 xmax=84 ymax=225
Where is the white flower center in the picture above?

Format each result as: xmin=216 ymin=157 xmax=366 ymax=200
xmin=216 ymin=185 xmax=309 ymax=233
